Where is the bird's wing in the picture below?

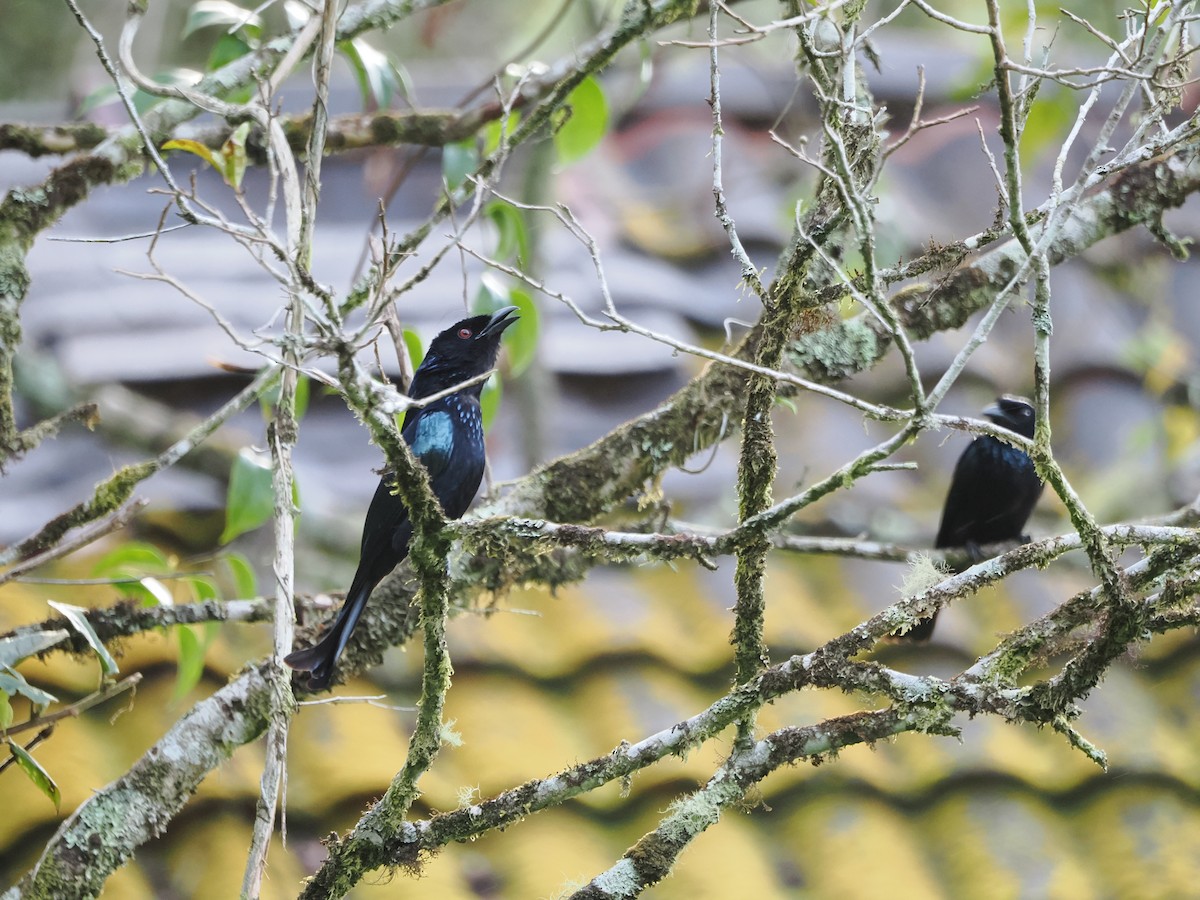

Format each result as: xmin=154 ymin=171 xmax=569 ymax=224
xmin=404 ymin=409 xmax=455 ymax=480
xmin=935 ymin=442 xmax=993 ymax=547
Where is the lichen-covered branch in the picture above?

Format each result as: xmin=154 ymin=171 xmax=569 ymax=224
xmin=3 ymin=663 xmax=281 ymax=900
xmin=369 ymin=531 xmax=1200 ymax=880
xmin=1 ymin=597 xmax=273 ymax=651
xmin=0 ymin=367 xmax=277 ymax=571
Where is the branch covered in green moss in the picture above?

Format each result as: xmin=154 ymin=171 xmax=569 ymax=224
xmin=367 ymin=533 xmax=1200 ymax=879
xmin=3 ymin=662 xmax=283 ymax=900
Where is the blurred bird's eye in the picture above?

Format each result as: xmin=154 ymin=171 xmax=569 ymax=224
xmin=458 ymin=328 xmax=472 ymax=339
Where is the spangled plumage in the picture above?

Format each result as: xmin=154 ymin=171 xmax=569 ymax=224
xmin=900 ymin=395 xmax=1043 ymax=641
xmin=285 ymin=306 xmax=518 ymax=689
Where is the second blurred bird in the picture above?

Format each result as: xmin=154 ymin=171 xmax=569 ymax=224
xmin=899 ymin=395 xmax=1044 ymax=641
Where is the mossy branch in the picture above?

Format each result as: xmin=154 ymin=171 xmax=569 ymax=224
xmin=4 ymin=663 xmax=281 ymax=900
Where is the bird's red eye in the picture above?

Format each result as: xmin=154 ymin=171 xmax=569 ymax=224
xmin=457 ymin=327 xmax=472 ymax=339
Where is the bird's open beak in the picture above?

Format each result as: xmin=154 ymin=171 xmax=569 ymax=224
xmin=477 ymin=305 xmax=520 ymax=339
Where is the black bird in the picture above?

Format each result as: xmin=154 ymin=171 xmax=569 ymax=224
xmin=899 ymin=395 xmax=1043 ymax=641
xmin=285 ymin=306 xmax=519 ymax=689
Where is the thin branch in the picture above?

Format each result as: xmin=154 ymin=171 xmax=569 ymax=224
xmin=0 ymin=674 xmax=142 ymax=740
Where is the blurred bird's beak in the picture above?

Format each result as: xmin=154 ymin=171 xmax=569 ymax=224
xmin=477 ymin=305 xmax=520 ymax=339
xmin=982 ymin=401 xmax=1004 ymax=421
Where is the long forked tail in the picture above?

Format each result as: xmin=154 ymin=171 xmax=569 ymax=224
xmin=284 ymin=574 xmax=375 ymax=691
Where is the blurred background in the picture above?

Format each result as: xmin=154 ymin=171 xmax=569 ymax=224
xmin=3 ymin=0 xmax=1200 ymax=896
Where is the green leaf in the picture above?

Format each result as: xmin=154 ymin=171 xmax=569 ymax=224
xmin=221 ymin=121 xmax=251 ymax=190
xmin=403 ymin=328 xmax=425 ymax=372
xmin=8 ymin=741 xmax=60 ymax=810
xmin=480 ymin=369 xmax=502 ymax=431
xmin=46 ymin=602 xmax=118 ymax=679
xmin=474 ymin=271 xmax=509 ymax=314
xmin=81 ymin=70 xmax=203 ymax=116
xmin=223 ymin=552 xmax=258 ymax=598
xmin=503 ymin=288 xmax=539 ymax=377
xmin=161 ymin=138 xmax=222 ymax=172
xmin=220 ymin=448 xmax=275 ymax=544
xmin=186 ymin=575 xmax=220 ymax=603
xmin=0 ymin=667 xmax=57 ymax=711
xmin=93 ymin=542 xmax=171 ymax=578
xmin=260 ymin=374 xmax=310 ymax=421
xmin=207 ymin=33 xmax=255 ymax=73
xmin=339 ymin=38 xmax=406 ymax=109
xmin=139 ymin=577 xmax=175 ymax=607
xmin=0 ymin=692 xmax=12 ymax=731
xmin=163 ymin=120 xmax=252 ymax=190
xmin=91 ymin=543 xmax=181 ymax=608
xmin=1020 ymin=83 xmax=1077 ymax=166
xmin=442 ymin=139 xmax=479 ymax=192
xmin=483 ymin=111 xmax=521 ymax=155
xmin=553 ymin=76 xmax=608 ymax=165
xmin=0 ymin=631 xmax=69 ymax=668
xmin=182 ymin=0 xmax=263 ymax=40
xmin=76 ymin=83 xmax=120 ymax=117
xmin=294 ymin=375 xmax=311 ymax=420
xmin=173 ymin=626 xmax=208 ymax=700
xmin=474 ymin=276 xmax=539 ymax=377
xmin=485 ymin=199 xmax=531 ymax=267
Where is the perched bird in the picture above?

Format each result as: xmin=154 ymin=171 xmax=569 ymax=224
xmin=899 ymin=395 xmax=1043 ymax=641
xmin=285 ymin=306 xmax=519 ymax=689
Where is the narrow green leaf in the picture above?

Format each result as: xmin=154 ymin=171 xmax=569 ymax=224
xmin=474 ymin=272 xmax=509 ymax=314
xmin=9 ymin=744 xmax=62 ymax=816
xmin=161 ymin=138 xmax=222 ymax=172
xmin=294 ymin=375 xmax=311 ymax=420
xmin=504 ymin=288 xmax=539 ymax=377
xmin=1020 ymin=85 xmax=1077 ymax=165
xmin=0 ymin=631 xmax=70 ymax=668
xmin=220 ymin=121 xmax=252 ymax=190
xmin=0 ymin=667 xmax=57 ymax=712
xmin=442 ymin=139 xmax=479 ymax=192
xmin=186 ymin=575 xmax=220 ymax=603
xmin=480 ymin=371 xmax=503 ymax=431
xmin=403 ymin=328 xmax=425 ymax=372
xmin=339 ymin=38 xmax=404 ymax=109
xmin=0 ymin=692 xmax=12 ymax=731
xmin=223 ymin=552 xmax=258 ymax=598
xmin=90 ymin=70 xmax=204 ymax=116
xmin=220 ymin=448 xmax=275 ymax=544
xmin=483 ymin=111 xmax=521 ymax=155
xmin=46 ymin=602 xmax=118 ymax=678
xmin=93 ymin=541 xmax=171 ymax=578
xmin=182 ymin=0 xmax=263 ymax=40
xmin=553 ymin=76 xmax=609 ymax=165
xmin=474 ymin=277 xmax=538 ymax=377
xmin=485 ymin=199 xmax=531 ymax=267
xmin=8 ymin=741 xmax=61 ymax=810
xmin=139 ymin=577 xmax=175 ymax=607
xmin=76 ymin=83 xmax=119 ymax=117
xmin=173 ymin=626 xmax=207 ymax=700
xmin=206 ymin=33 xmax=254 ymax=73
xmin=260 ymin=374 xmax=311 ymax=420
